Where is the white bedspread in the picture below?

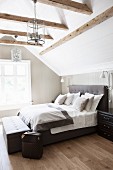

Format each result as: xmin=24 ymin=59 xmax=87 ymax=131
xmin=19 ymin=103 xmax=97 ymax=132
xmin=51 ymin=110 xmax=97 ymax=134
xmin=18 ymin=103 xmax=74 ymax=130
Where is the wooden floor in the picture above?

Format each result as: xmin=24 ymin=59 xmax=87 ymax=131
xmin=0 ymin=125 xmax=13 ymax=170
xmin=1 ymin=126 xmax=113 ymax=170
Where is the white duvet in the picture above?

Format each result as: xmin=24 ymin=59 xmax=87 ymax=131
xmin=51 ymin=109 xmax=97 ymax=134
xmin=18 ymin=103 xmax=74 ymax=130
xmin=18 ymin=103 xmax=97 ymax=132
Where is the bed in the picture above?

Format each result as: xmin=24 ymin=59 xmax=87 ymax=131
xmin=18 ymin=85 xmax=108 ymax=145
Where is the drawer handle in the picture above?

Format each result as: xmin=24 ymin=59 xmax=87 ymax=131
xmin=104 ymin=117 xmax=109 ymax=121
xmin=103 ymin=125 xmax=110 ymax=129
xmin=104 ymin=133 xmax=111 ymax=137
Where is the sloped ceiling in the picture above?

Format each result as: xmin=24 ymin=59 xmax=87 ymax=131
xmin=0 ymin=0 xmax=113 ymax=76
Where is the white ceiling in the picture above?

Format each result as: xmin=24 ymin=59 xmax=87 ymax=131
xmin=0 ymin=0 xmax=113 ymax=76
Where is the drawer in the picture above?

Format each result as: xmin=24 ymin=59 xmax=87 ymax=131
xmin=98 ymin=113 xmax=113 ymax=124
xmin=98 ymin=123 xmax=113 ymax=132
xmin=98 ymin=129 xmax=113 ymax=141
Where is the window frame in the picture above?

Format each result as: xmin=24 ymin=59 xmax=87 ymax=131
xmin=0 ymin=59 xmax=32 ymax=110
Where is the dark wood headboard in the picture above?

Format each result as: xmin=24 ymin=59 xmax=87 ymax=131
xmin=69 ymin=85 xmax=108 ymax=112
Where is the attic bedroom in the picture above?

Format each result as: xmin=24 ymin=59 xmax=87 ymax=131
xmin=0 ymin=0 xmax=113 ymax=170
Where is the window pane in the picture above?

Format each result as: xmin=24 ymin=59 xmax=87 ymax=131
xmin=16 ymin=77 xmax=27 ymax=103
xmin=4 ymin=77 xmax=15 ymax=104
xmin=0 ymin=65 xmax=1 ymax=75
xmin=0 ymin=78 xmax=1 ymax=103
xmin=5 ymin=65 xmax=13 ymax=75
xmin=0 ymin=78 xmax=4 ymax=105
xmin=0 ymin=78 xmax=1 ymax=89
xmin=17 ymin=65 xmax=26 ymax=75
xmin=0 ymin=60 xmax=31 ymax=107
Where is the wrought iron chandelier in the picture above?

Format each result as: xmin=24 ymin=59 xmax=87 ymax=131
xmin=27 ymin=0 xmax=45 ymax=46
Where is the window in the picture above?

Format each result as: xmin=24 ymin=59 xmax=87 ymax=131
xmin=0 ymin=60 xmax=31 ymax=109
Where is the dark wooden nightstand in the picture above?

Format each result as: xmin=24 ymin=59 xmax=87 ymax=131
xmin=97 ymin=109 xmax=113 ymax=141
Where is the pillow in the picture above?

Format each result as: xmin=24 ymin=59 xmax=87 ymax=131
xmin=64 ymin=93 xmax=74 ymax=105
xmin=81 ymin=95 xmax=94 ymax=112
xmin=72 ymin=96 xmax=89 ymax=112
xmin=85 ymin=92 xmax=94 ymax=97
xmin=54 ymin=94 xmax=67 ymax=105
xmin=90 ymin=94 xmax=103 ymax=111
xmin=71 ymin=92 xmax=80 ymax=105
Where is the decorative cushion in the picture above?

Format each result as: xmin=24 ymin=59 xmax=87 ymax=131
xmin=91 ymin=94 xmax=103 ymax=111
xmin=71 ymin=92 xmax=80 ymax=105
xmin=64 ymin=93 xmax=74 ymax=105
xmin=85 ymin=92 xmax=94 ymax=97
xmin=85 ymin=93 xmax=103 ymax=111
xmin=72 ymin=97 xmax=89 ymax=112
xmin=85 ymin=96 xmax=94 ymax=112
xmin=54 ymin=94 xmax=67 ymax=105
xmin=81 ymin=95 xmax=94 ymax=112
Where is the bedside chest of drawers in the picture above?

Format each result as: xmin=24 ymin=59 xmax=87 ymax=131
xmin=97 ymin=109 xmax=113 ymax=141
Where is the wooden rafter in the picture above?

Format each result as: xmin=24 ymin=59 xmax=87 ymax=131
xmin=0 ymin=13 xmax=68 ymax=30
xmin=0 ymin=39 xmax=42 ymax=47
xmin=0 ymin=29 xmax=53 ymax=40
xmin=40 ymin=6 xmax=113 ymax=55
xmin=38 ymin=0 xmax=92 ymax=15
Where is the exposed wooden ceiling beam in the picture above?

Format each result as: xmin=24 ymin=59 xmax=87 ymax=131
xmin=38 ymin=0 xmax=92 ymax=15
xmin=0 ymin=39 xmax=42 ymax=47
xmin=40 ymin=6 xmax=113 ymax=55
xmin=0 ymin=13 xmax=68 ymax=30
xmin=43 ymin=35 xmax=54 ymax=40
xmin=0 ymin=29 xmax=53 ymax=40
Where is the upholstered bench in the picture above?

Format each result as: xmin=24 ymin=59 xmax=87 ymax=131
xmin=2 ymin=116 xmax=30 ymax=154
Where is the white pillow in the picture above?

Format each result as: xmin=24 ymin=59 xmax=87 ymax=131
xmin=85 ymin=92 xmax=103 ymax=111
xmin=64 ymin=93 xmax=74 ymax=105
xmin=81 ymin=95 xmax=94 ymax=112
xmin=85 ymin=92 xmax=94 ymax=97
xmin=71 ymin=92 xmax=80 ymax=105
xmin=73 ymin=96 xmax=88 ymax=112
xmin=90 ymin=94 xmax=103 ymax=111
xmin=54 ymin=94 xmax=67 ymax=105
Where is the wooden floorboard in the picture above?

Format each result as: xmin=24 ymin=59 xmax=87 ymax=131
xmin=0 ymin=128 xmax=113 ymax=170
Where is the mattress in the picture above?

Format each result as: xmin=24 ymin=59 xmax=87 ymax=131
xmin=50 ymin=109 xmax=97 ymax=134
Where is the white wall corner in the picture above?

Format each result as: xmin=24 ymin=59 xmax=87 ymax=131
xmin=25 ymin=46 xmax=61 ymax=76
